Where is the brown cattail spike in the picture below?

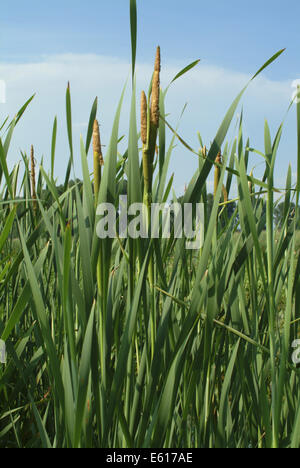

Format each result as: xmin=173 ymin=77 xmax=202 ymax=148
xmin=216 ymin=152 xmax=222 ymax=164
xmin=143 ymin=47 xmax=161 ymax=208
xmin=30 ymin=145 xmax=37 ymax=216
xmin=93 ymin=119 xmax=103 ymax=204
xmin=150 ymin=46 xmax=160 ymax=129
xmin=214 ymin=152 xmax=222 ymax=198
xmin=93 ymin=119 xmax=103 ymax=165
xmin=154 ymin=45 xmax=161 ymax=72
xmin=141 ymin=91 xmax=147 ymax=146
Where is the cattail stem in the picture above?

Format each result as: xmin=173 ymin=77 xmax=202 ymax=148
xmin=30 ymin=145 xmax=37 ymax=216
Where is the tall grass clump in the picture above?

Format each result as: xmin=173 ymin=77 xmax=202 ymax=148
xmin=0 ymin=0 xmax=300 ymax=448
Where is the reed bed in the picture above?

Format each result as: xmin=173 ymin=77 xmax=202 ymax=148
xmin=0 ymin=1 xmax=300 ymax=448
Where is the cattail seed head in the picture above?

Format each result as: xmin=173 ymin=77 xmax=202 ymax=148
xmin=93 ymin=119 xmax=100 ymax=152
xmin=141 ymin=91 xmax=147 ymax=145
xmin=214 ymin=152 xmax=222 ymax=198
xmin=150 ymin=46 xmax=160 ymax=128
xmin=93 ymin=119 xmax=100 ymax=154
xmin=215 ymin=151 xmax=222 ymax=165
xmin=93 ymin=119 xmax=104 ymax=166
xmin=93 ymin=119 xmax=104 ymax=204
xmin=154 ymin=45 xmax=161 ymax=73
xmin=143 ymin=47 xmax=161 ymax=205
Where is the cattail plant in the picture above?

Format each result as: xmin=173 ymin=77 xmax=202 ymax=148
xmin=140 ymin=47 xmax=161 ymax=340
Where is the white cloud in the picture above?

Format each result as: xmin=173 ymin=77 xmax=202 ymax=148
xmin=0 ymin=53 xmax=297 ymax=195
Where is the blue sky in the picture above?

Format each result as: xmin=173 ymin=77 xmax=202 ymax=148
xmin=1 ymin=0 xmax=300 ymax=197
xmin=1 ymin=0 xmax=300 ymax=77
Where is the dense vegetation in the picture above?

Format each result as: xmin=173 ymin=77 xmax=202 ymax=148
xmin=0 ymin=0 xmax=299 ymax=448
